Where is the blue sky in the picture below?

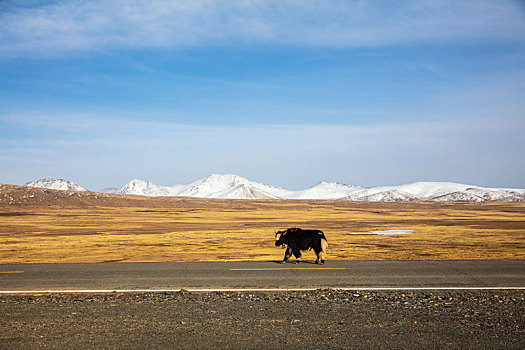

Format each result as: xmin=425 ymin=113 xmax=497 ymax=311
xmin=1 ymin=0 xmax=525 ymax=190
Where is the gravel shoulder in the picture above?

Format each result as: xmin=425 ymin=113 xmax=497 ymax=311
xmin=1 ymin=289 xmax=524 ymax=349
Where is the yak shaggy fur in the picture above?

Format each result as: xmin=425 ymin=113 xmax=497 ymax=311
xmin=275 ymin=228 xmax=328 ymax=264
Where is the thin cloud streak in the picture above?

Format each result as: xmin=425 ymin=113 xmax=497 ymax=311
xmin=2 ymin=111 xmax=523 ymax=143
xmin=1 ymin=0 xmax=524 ymax=57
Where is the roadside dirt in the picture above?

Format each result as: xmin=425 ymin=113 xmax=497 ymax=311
xmin=1 ymin=289 xmax=524 ymax=349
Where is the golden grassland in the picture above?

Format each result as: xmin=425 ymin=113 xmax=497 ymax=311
xmin=0 ymin=184 xmax=524 ymax=263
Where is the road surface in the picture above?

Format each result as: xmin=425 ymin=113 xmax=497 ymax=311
xmin=1 ymin=260 xmax=524 ymax=291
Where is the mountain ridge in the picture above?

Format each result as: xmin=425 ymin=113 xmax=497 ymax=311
xmin=20 ymin=174 xmax=525 ymax=202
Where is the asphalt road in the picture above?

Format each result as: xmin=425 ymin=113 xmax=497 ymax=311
xmin=1 ymin=260 xmax=524 ymax=291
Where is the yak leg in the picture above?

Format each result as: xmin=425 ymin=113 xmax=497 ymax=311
xmin=314 ymin=249 xmax=321 ymax=264
xmin=314 ymin=240 xmax=328 ymax=264
xmin=292 ymin=250 xmax=302 ymax=264
xmin=314 ymin=248 xmax=325 ymax=264
xmin=319 ymin=239 xmax=328 ymax=264
xmin=282 ymin=247 xmax=293 ymax=263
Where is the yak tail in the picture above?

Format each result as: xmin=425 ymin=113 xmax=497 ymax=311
xmin=319 ymin=231 xmax=328 ymax=263
xmin=318 ymin=230 xmax=328 ymax=248
xmin=318 ymin=230 xmax=328 ymax=251
xmin=321 ymin=236 xmax=328 ymax=250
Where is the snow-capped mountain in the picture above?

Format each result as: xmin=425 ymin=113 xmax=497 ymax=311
xmin=174 ymin=174 xmax=285 ymax=198
xmin=289 ymin=182 xmax=362 ymax=200
xmin=21 ymin=175 xmax=525 ymax=202
xmin=117 ymin=179 xmax=175 ymax=196
xmin=111 ymin=175 xmax=525 ymax=202
xmin=341 ymin=182 xmax=525 ymax=203
xmin=430 ymin=188 xmax=525 ymax=202
xmin=23 ymin=178 xmax=87 ymax=191
xmin=112 ymin=174 xmax=284 ymax=199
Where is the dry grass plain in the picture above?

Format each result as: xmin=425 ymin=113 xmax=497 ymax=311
xmin=0 ymin=184 xmax=524 ymax=263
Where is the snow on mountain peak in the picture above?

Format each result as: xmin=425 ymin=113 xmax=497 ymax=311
xmin=196 ymin=173 xmax=250 ymax=188
xmin=23 ymin=178 xmax=87 ymax=191
xmin=118 ymin=179 xmax=174 ymax=196
xmin=290 ymin=181 xmax=362 ymax=199
xmin=175 ymin=173 xmax=285 ymax=198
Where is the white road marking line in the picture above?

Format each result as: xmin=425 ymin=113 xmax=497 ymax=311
xmin=0 ymin=288 xmax=317 ymax=294
xmin=336 ymin=287 xmax=525 ymax=291
xmin=0 ymin=286 xmax=524 ymax=294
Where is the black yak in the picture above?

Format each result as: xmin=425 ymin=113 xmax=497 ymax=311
xmin=274 ymin=228 xmax=328 ymax=264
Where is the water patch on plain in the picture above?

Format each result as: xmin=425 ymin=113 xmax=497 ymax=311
xmin=346 ymin=230 xmax=415 ymax=235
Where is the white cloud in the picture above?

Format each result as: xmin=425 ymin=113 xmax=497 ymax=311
xmin=1 ymin=0 xmax=524 ymax=57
